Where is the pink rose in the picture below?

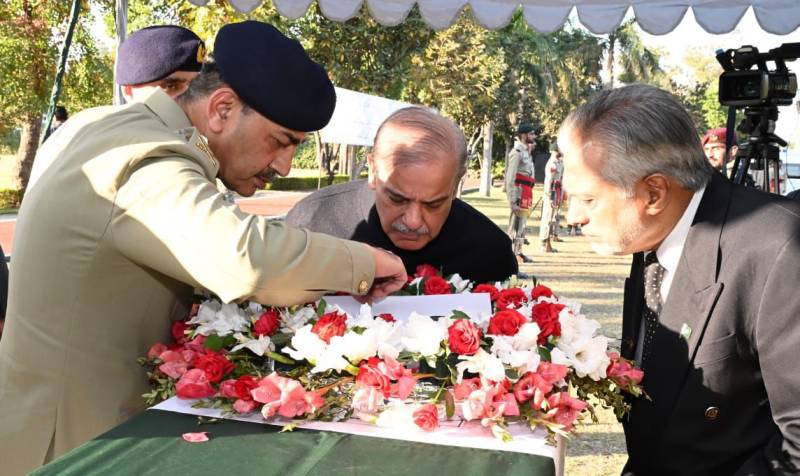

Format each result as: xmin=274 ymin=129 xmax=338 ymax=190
xmin=147 ymin=343 xmax=168 ymax=359
xmin=544 ymin=392 xmax=588 ymax=432
xmin=447 ymin=319 xmax=482 ymax=355
xmin=413 ymin=404 xmax=439 ymax=431
xmin=352 ymin=386 xmax=383 ymax=414
xmin=356 ymin=358 xmax=392 ymax=397
xmin=462 ymin=389 xmax=491 ymax=421
xmin=220 ymin=379 xmax=239 ymax=399
xmin=494 ymin=393 xmax=520 ymax=417
xmin=251 ymin=374 xmax=282 ymax=404
xmin=453 ymin=377 xmax=481 ymax=400
xmin=277 ymin=381 xmax=311 ymax=418
xmin=176 ymin=369 xmax=216 ymax=399
xmin=233 ymin=399 xmax=258 ymax=414
xmin=606 ymin=352 xmax=644 ymax=389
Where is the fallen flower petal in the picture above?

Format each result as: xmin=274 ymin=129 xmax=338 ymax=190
xmin=181 ymin=432 xmax=209 ymax=443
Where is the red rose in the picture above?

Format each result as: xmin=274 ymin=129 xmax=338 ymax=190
xmin=473 ymin=284 xmax=500 ymax=302
xmin=311 ymin=311 xmax=348 ymax=343
xmin=415 ymin=264 xmax=439 ymax=278
xmin=356 ymin=358 xmax=392 ymax=397
xmin=176 ymin=369 xmax=216 ymax=399
xmin=254 ymin=309 xmax=281 ymax=337
xmin=423 ymin=276 xmax=452 ymax=295
xmin=413 ymin=403 xmax=439 ymax=431
xmin=171 ymin=321 xmax=189 ymax=344
xmin=193 ymin=352 xmax=235 ymax=383
xmin=232 ymin=375 xmax=259 ymax=401
xmin=487 ymin=309 xmax=527 ymax=336
xmin=447 ymin=319 xmax=482 ymax=355
xmin=532 ymin=302 xmax=564 ymax=344
xmin=496 ymin=288 xmax=528 ymax=311
xmin=531 ymin=284 xmax=554 ymax=300
xmin=378 ymin=313 xmax=396 ymax=323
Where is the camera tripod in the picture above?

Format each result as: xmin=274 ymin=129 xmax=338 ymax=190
xmin=727 ymin=104 xmax=787 ymax=191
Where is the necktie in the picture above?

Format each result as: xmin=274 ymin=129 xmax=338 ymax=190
xmin=641 ymin=252 xmax=665 ymax=370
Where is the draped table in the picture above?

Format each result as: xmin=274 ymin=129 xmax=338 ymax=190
xmin=31 ymin=408 xmax=560 ymax=476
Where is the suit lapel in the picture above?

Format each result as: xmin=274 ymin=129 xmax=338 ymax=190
xmin=622 ymin=253 xmax=644 ymax=360
xmin=645 ymin=173 xmax=732 ymax=423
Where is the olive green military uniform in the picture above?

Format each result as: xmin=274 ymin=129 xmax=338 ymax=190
xmin=0 ymin=90 xmax=375 ymax=474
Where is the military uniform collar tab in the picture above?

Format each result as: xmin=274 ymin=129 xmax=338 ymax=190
xmin=142 ymin=89 xmax=192 ymax=131
xmin=178 ymin=127 xmax=220 ymax=176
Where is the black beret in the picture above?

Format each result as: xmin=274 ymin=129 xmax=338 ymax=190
xmin=214 ymin=21 xmax=336 ymax=132
xmin=517 ymin=123 xmax=536 ymax=134
xmin=116 ymin=25 xmax=203 ymax=86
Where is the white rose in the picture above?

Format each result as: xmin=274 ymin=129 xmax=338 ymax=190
xmin=400 ymin=313 xmax=448 ymax=357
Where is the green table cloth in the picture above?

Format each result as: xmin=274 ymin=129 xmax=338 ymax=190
xmin=32 ymin=409 xmax=556 ymax=476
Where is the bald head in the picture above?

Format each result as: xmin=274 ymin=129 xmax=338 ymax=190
xmin=372 ymin=107 xmax=467 ymax=181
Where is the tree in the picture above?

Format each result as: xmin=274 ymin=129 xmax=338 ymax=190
xmin=603 ymin=20 xmax=662 ymax=89
xmin=0 ymin=0 xmax=113 ymax=193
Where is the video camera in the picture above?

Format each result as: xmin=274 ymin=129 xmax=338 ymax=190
xmin=716 ymin=43 xmax=800 ymax=191
xmin=718 ymin=44 xmax=799 ymax=107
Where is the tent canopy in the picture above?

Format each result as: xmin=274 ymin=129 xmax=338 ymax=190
xmin=186 ymin=0 xmax=800 ymax=35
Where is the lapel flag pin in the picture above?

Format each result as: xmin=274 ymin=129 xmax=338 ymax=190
xmin=680 ymin=323 xmax=692 ymax=341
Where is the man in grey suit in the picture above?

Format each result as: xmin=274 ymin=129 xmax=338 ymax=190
xmin=560 ymin=84 xmax=800 ymax=475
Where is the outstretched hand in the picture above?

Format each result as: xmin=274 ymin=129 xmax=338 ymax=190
xmin=362 ymin=246 xmax=407 ymax=301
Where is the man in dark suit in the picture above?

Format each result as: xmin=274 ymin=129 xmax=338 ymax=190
xmin=287 ymin=107 xmax=518 ymax=283
xmin=559 ymin=84 xmax=800 ymax=475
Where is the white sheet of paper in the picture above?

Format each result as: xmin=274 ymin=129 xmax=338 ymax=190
xmin=152 ymin=396 xmax=558 ymax=460
xmin=324 ymin=294 xmax=492 ymax=322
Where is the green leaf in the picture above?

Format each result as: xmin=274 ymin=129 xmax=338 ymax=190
xmin=316 ymin=299 xmax=327 ymax=317
xmin=450 ymin=310 xmax=470 ymax=320
xmin=537 ymin=346 xmax=551 ymax=362
xmin=266 ymin=351 xmax=296 ymax=365
xmin=203 ymin=334 xmax=225 ymax=351
xmin=445 ymin=390 xmax=456 ymax=419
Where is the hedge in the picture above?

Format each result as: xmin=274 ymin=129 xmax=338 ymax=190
xmin=0 ymin=189 xmax=22 ymax=209
xmin=265 ymin=174 xmax=360 ymax=191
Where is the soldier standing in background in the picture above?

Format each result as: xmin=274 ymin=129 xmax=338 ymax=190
xmin=505 ymin=122 xmax=537 ymax=264
xmin=539 ymin=146 xmax=564 ymax=253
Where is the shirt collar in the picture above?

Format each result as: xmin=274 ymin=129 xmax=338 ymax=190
xmin=142 ymin=88 xmax=192 ymax=131
xmin=655 ymin=185 xmax=706 ymax=276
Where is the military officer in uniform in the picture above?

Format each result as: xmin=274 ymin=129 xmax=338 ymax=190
xmin=117 ymin=25 xmax=205 ymax=102
xmin=539 ymin=146 xmax=564 ymax=253
xmin=0 ymin=21 xmax=406 ymax=475
xmin=505 ymin=122 xmax=537 ymax=263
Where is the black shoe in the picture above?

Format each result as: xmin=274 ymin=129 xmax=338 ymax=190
xmin=516 ymin=253 xmax=533 ymax=264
